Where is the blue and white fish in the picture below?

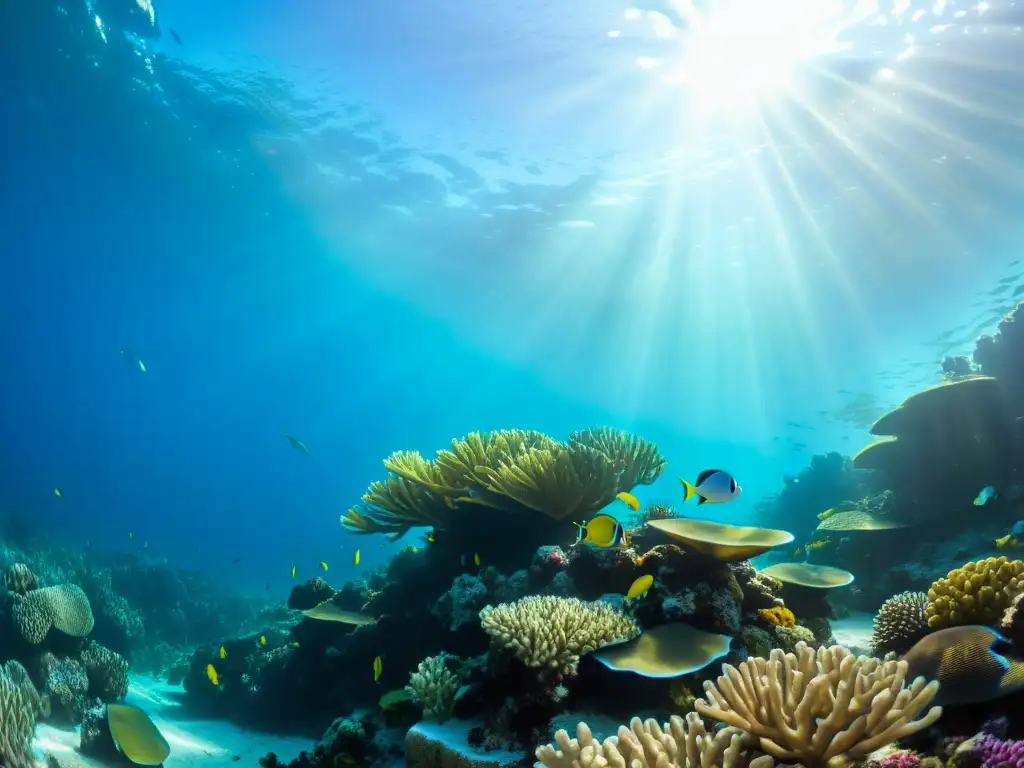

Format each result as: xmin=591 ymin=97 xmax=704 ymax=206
xmin=680 ymin=470 xmax=742 ymax=505
xmin=974 ymin=486 xmax=997 ymax=507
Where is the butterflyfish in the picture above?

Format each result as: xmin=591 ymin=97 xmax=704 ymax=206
xmin=574 ymin=513 xmax=629 ymax=549
xmin=218 ymin=646 xmax=227 ymax=659
xmin=53 ymin=488 xmax=62 ymax=498
xmin=260 ymin=635 xmax=267 ymax=646
xmin=373 ymin=655 xmax=383 ymax=682
xmin=353 ymin=549 xmax=361 ymax=566
xmin=616 ymin=492 xmax=640 ymax=511
xmin=319 ymin=560 xmax=328 ymax=571
xmin=626 ymin=574 xmax=654 ymax=600
xmin=285 ymin=433 xmax=311 ymax=456
xmin=290 ymin=564 xmax=297 ymax=578
xmin=680 ymin=469 xmax=742 ymax=505
xmin=206 ymin=664 xmax=219 ymax=686
xmin=975 ymin=486 xmax=997 ymax=506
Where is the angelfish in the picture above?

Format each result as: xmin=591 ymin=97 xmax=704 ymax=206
xmin=680 ymin=469 xmax=742 ymax=505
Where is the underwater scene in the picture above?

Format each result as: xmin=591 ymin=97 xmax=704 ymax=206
xmin=4 ymin=0 xmax=1024 ymax=766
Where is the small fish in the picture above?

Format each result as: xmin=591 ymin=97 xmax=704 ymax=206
xmin=53 ymin=488 xmax=61 ymax=498
xmin=120 ymin=347 xmax=146 ymax=373
xmin=426 ymin=532 xmax=435 ymax=544
xmin=129 ymin=532 xmax=134 ymax=540
xmin=625 ymin=574 xmax=654 ymax=600
xmin=995 ymin=534 xmax=1016 ymax=549
xmin=574 ymin=513 xmax=629 ymax=550
xmin=460 ymin=555 xmax=467 ymax=567
xmin=793 ymin=547 xmax=803 ymax=556
xmin=290 ymin=564 xmax=297 ymax=579
xmin=206 ymin=663 xmax=219 ymax=686
xmin=353 ymin=549 xmax=361 ymax=566
xmin=473 ymin=553 xmax=481 ymax=567
xmin=974 ymin=486 xmax=997 ymax=506
xmin=232 ymin=557 xmax=241 ymax=566
xmin=290 ymin=641 xmax=300 ymax=648
xmin=373 ymin=655 xmax=383 ymax=682
xmin=680 ymin=470 xmax=742 ymax=505
xmin=219 ymin=646 xmax=227 ymax=659
xmin=285 ymin=433 xmax=311 ymax=456
xmin=319 ymin=560 xmax=328 ymax=571
xmin=260 ymin=635 xmax=267 ymax=646
xmin=169 ymin=27 xmax=182 ymax=44
xmin=616 ymin=492 xmax=640 ymax=511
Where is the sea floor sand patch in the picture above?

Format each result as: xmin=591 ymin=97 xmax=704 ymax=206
xmin=831 ymin=611 xmax=875 ymax=656
xmin=34 ymin=675 xmax=312 ymax=767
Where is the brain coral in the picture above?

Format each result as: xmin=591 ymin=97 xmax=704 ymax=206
xmin=871 ymin=591 xmax=930 ymax=655
xmin=480 ymin=595 xmax=639 ymax=674
xmin=926 ymin=556 xmax=1024 ymax=629
xmin=12 ymin=583 xmax=95 ymax=643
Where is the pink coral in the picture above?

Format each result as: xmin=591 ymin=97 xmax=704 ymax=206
xmin=879 ymin=750 xmax=921 ymax=768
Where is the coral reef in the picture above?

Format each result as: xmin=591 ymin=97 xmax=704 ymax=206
xmin=407 ymin=654 xmax=460 ymax=723
xmin=926 ymin=556 xmax=1024 ymax=629
xmin=872 ymin=591 xmax=930 ymax=656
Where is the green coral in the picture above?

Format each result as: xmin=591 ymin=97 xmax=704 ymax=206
xmin=406 ymin=654 xmax=459 ymax=723
xmin=342 ymin=427 xmax=665 ymax=536
xmin=12 ymin=583 xmax=94 ymax=643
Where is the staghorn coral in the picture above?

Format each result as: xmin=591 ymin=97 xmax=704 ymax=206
xmin=535 ymin=712 xmax=773 ymax=768
xmin=2 ymin=563 xmax=38 ymax=595
xmin=406 ymin=654 xmax=459 ymax=723
xmin=0 ymin=660 xmax=47 ymax=768
xmin=80 ymin=639 xmax=129 ymax=701
xmin=341 ymin=427 xmax=665 ymax=535
xmin=758 ymin=607 xmax=795 ymax=627
xmin=479 ymin=595 xmax=639 ymax=674
xmin=12 ymin=582 xmax=94 ymax=643
xmin=926 ymin=556 xmax=1024 ymax=629
xmin=872 ymin=591 xmax=930 ymax=656
xmin=695 ymin=641 xmax=942 ymax=768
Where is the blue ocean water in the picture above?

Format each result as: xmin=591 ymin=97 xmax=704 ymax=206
xmin=2 ymin=0 xmax=1022 ymax=596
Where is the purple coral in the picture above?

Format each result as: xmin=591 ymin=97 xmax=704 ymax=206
xmin=879 ymin=751 xmax=921 ymax=768
xmin=970 ymin=734 xmax=1024 ymax=768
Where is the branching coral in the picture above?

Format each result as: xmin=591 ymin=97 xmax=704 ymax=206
xmin=341 ymin=427 xmax=665 ymax=536
xmin=536 ymin=712 xmax=773 ymax=768
xmin=695 ymin=642 xmax=942 ymax=768
xmin=926 ymin=556 xmax=1024 ymax=629
xmin=406 ymin=654 xmax=459 ymax=723
xmin=12 ymin=583 xmax=94 ymax=643
xmin=479 ymin=595 xmax=639 ymax=674
xmin=872 ymin=591 xmax=930 ymax=656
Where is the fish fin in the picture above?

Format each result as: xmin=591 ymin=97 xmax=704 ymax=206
xmin=680 ymin=479 xmax=697 ymax=503
xmin=999 ymin=655 xmax=1024 ymax=692
xmin=696 ymin=495 xmax=707 ymax=506
xmin=695 ymin=469 xmax=724 ymax=486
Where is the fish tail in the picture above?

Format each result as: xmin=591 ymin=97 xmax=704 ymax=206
xmin=680 ymin=479 xmax=697 ymax=503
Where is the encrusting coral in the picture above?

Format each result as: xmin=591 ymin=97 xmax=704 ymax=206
xmin=694 ymin=642 xmax=942 ymax=768
xmin=406 ymin=654 xmax=459 ymax=723
xmin=926 ymin=556 xmax=1024 ymax=629
xmin=11 ymin=582 xmax=95 ymax=643
xmin=535 ymin=712 xmax=774 ymax=768
xmin=758 ymin=607 xmax=795 ymax=627
xmin=479 ymin=595 xmax=639 ymax=674
xmin=871 ymin=591 xmax=930 ymax=656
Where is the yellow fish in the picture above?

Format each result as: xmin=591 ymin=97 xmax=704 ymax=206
xmin=218 ymin=646 xmax=227 ymax=659
xmin=353 ymin=549 xmax=361 ymax=566
xmin=206 ymin=664 xmax=219 ymax=686
xmin=616 ymin=492 xmax=640 ymax=511
xmin=473 ymin=553 xmax=481 ymax=567
xmin=793 ymin=546 xmax=803 ymax=556
xmin=260 ymin=635 xmax=267 ymax=646
xmin=426 ymin=532 xmax=435 ymax=544
xmin=53 ymin=488 xmax=62 ymax=498
xmin=319 ymin=560 xmax=328 ymax=571
xmin=996 ymin=534 xmax=1016 ymax=549
xmin=574 ymin=514 xmax=628 ymax=549
xmin=373 ymin=655 xmax=383 ymax=682
xmin=290 ymin=564 xmax=297 ymax=579
xmin=626 ymin=574 xmax=654 ymax=600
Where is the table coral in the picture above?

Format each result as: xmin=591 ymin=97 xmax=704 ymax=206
xmin=12 ymin=582 xmax=94 ymax=643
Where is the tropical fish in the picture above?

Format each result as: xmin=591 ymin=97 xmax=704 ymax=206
xmin=473 ymin=553 xmax=481 ymax=567
xmin=260 ymin=635 xmax=267 ymax=646
xmin=53 ymin=488 xmax=61 ymax=498
xmin=626 ymin=574 xmax=654 ymax=600
xmin=218 ymin=646 xmax=227 ymax=660
xmin=373 ymin=655 xmax=383 ymax=682
xmin=206 ymin=664 xmax=219 ymax=686
xmin=793 ymin=547 xmax=803 ymax=556
xmin=319 ymin=560 xmax=328 ymax=571
xmin=574 ymin=514 xmax=629 ymax=549
xmin=129 ymin=532 xmax=134 ymax=540
xmin=616 ymin=492 xmax=641 ymax=511
xmin=121 ymin=347 xmax=147 ymax=373
xmin=974 ymin=486 xmax=997 ymax=506
xmin=302 ymin=601 xmax=376 ymax=625
xmin=107 ymin=704 xmax=170 ymax=766
xmin=426 ymin=531 xmax=435 ymax=544
xmin=353 ymin=549 xmax=361 ymax=566
xmin=379 ymin=688 xmax=414 ymax=710
xmin=290 ymin=642 xmax=300 ymax=648
xmin=290 ymin=564 xmax=297 ymax=579
xmin=995 ymin=521 xmax=1024 ymax=549
xmin=680 ymin=470 xmax=742 ymax=505
xmin=285 ymin=433 xmax=311 ymax=456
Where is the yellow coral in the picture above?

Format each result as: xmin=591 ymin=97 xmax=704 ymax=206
xmin=757 ymin=607 xmax=795 ymax=627
xmin=479 ymin=596 xmax=639 ymax=674
xmin=817 ymin=508 xmax=837 ymax=521
xmin=926 ymin=556 xmax=1024 ymax=629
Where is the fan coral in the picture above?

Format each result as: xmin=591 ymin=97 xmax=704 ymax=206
xmin=11 ymin=583 xmax=95 ymax=643
xmin=695 ymin=641 xmax=942 ymax=768
xmin=341 ymin=427 xmax=665 ymax=536
xmin=758 ymin=607 xmax=795 ymax=627
xmin=536 ymin=712 xmax=773 ymax=768
xmin=2 ymin=563 xmax=38 ymax=595
xmin=872 ymin=591 xmax=930 ymax=656
xmin=479 ymin=595 xmax=639 ymax=674
xmin=926 ymin=556 xmax=1024 ymax=629
xmin=0 ymin=660 xmax=47 ymax=768
xmin=406 ymin=654 xmax=459 ymax=723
